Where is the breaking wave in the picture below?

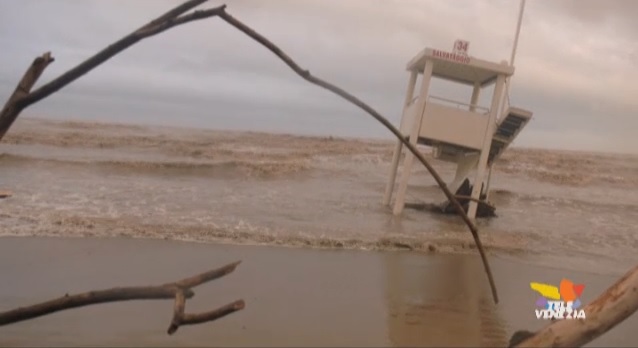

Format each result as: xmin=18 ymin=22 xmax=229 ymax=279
xmin=2 ymin=118 xmax=637 ymax=267
xmin=0 ymin=212 xmax=531 ymax=256
xmin=0 ymin=153 xmax=310 ymax=178
xmin=5 ymin=118 xmax=637 ymax=187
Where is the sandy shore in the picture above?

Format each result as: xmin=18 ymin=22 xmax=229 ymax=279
xmin=0 ymin=236 xmax=636 ymax=347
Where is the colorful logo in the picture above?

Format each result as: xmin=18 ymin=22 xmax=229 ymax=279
xmin=530 ymin=278 xmax=586 ymax=320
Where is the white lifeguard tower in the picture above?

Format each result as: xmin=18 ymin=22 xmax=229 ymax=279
xmin=383 ymin=40 xmax=532 ymax=219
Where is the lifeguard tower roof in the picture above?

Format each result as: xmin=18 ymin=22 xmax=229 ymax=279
xmin=406 ymin=47 xmax=515 ymax=87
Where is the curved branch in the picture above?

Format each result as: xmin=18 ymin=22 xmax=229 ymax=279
xmin=217 ymin=10 xmax=499 ymax=304
xmin=174 ymin=260 xmax=241 ymax=288
xmin=0 ymin=52 xmax=54 ymax=140
xmin=171 ymin=299 xmax=245 ymax=335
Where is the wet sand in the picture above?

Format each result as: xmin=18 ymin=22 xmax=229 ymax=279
xmin=0 ymin=236 xmax=636 ymax=347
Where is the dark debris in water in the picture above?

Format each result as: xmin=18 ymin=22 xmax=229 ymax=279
xmin=405 ymin=179 xmax=497 ymax=218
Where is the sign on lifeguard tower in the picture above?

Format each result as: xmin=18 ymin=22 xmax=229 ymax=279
xmin=383 ymin=41 xmax=533 ymax=219
xmin=453 ymin=39 xmax=470 ymax=55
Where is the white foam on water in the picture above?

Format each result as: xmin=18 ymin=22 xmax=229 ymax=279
xmin=1 ymin=119 xmax=637 ymax=273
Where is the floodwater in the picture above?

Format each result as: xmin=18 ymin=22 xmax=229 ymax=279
xmin=1 ymin=118 xmax=637 ymax=273
xmin=1 ymin=118 xmax=638 ymax=346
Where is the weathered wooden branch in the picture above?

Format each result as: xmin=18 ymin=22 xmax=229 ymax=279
xmin=0 ymin=261 xmax=244 ymax=335
xmin=169 ymin=297 xmax=245 ymax=335
xmin=216 ymin=10 xmax=499 ymax=303
xmin=514 ymin=264 xmax=638 ymax=347
xmin=18 ymin=1 xmax=228 ymax=109
xmin=166 ymin=288 xmax=243 ymax=334
xmin=0 ymin=0 xmax=226 ymax=142
xmin=0 ymin=52 xmax=54 ymax=140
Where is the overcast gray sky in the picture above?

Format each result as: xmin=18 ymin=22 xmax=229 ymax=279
xmin=1 ymin=0 xmax=636 ymax=154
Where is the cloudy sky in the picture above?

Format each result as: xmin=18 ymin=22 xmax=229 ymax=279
xmin=0 ymin=0 xmax=636 ymax=154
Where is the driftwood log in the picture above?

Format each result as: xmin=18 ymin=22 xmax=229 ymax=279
xmin=0 ymin=0 xmax=498 ymax=304
xmin=0 ymin=261 xmax=244 ymax=334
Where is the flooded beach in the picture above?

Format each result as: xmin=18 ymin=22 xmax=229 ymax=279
xmin=1 ymin=118 xmax=637 ymax=267
xmin=1 ymin=117 xmax=637 ymax=346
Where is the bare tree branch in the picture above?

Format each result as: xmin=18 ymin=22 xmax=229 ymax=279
xmin=182 ymin=299 xmax=245 ymax=326
xmin=217 ymin=10 xmax=499 ymax=304
xmin=0 ymin=0 xmax=226 ymax=142
xmin=138 ymin=0 xmax=208 ymax=31
xmin=0 ymin=52 xmax=54 ymax=140
xmin=515 ymin=264 xmax=638 ymax=347
xmin=18 ymin=4 xmax=226 ymax=109
xmin=168 ymin=290 xmax=187 ymax=335
xmin=173 ymin=260 xmax=241 ymax=288
xmin=165 ymin=289 xmax=243 ymax=335
xmin=139 ymin=6 xmax=227 ymax=37
xmin=0 ymin=261 xmax=244 ymax=334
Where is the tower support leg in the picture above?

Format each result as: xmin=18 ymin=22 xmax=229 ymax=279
xmin=467 ymin=75 xmax=506 ymax=219
xmin=383 ymin=139 xmax=403 ymax=206
xmin=392 ymin=136 xmax=418 ymax=215
xmin=392 ymin=62 xmax=433 ymax=216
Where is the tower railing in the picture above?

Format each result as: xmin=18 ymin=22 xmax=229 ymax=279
xmin=428 ymin=95 xmax=490 ymax=114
